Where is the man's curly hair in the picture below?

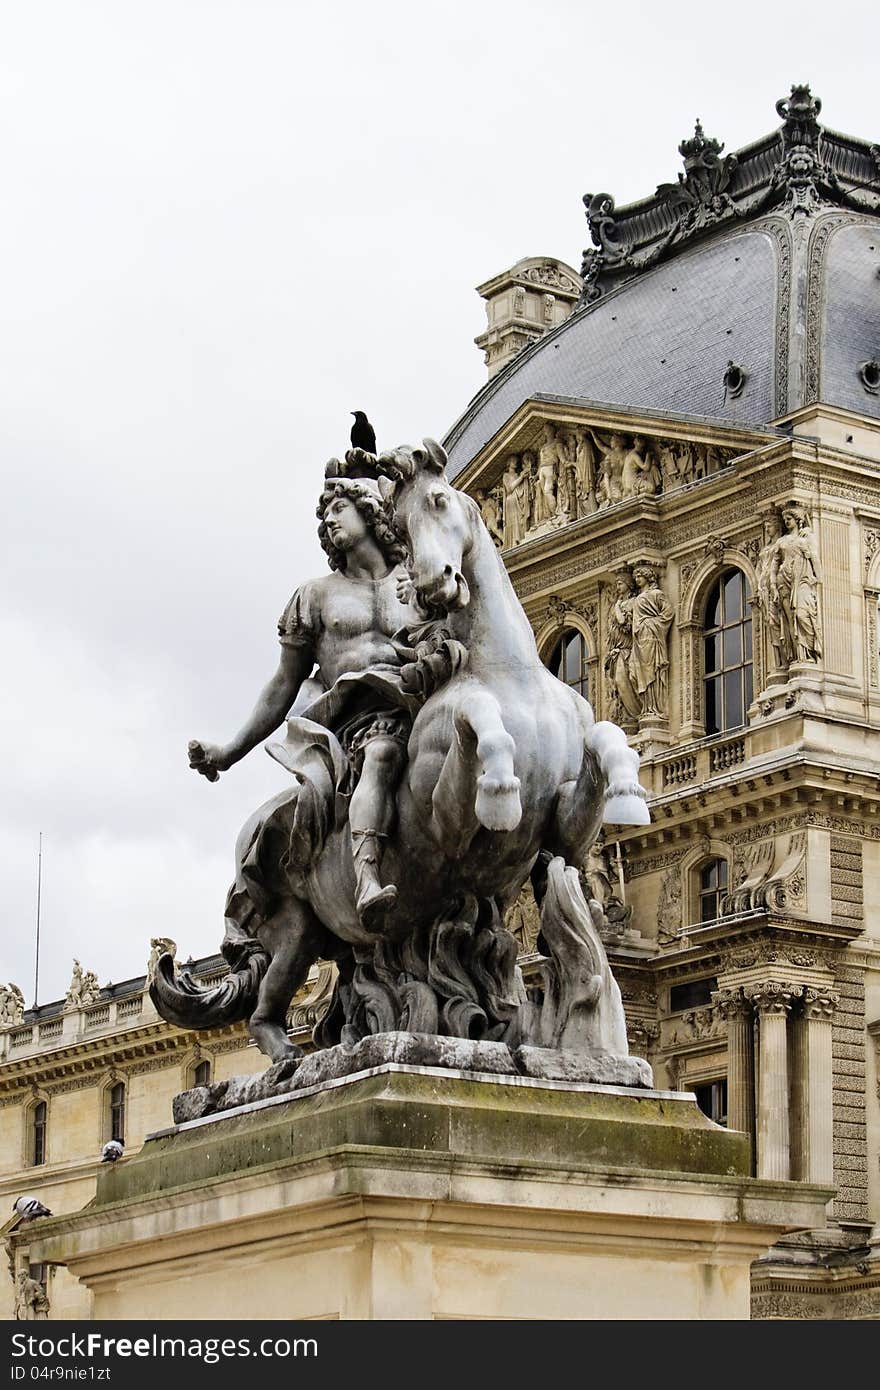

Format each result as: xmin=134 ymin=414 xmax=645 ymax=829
xmin=316 ymin=477 xmax=407 ymax=573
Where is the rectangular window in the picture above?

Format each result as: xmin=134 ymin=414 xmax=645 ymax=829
xmin=670 ymin=978 xmax=717 ymax=1011
xmin=694 ymin=1079 xmax=728 ymax=1126
xmin=32 ymin=1102 xmax=47 ymax=1167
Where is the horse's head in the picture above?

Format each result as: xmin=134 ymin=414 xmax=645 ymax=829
xmin=378 ymin=439 xmax=474 ymax=612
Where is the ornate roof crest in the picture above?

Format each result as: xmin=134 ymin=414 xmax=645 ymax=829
xmin=578 ymin=85 xmax=880 ymax=305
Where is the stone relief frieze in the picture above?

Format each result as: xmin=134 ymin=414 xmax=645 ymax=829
xmin=864 ymin=527 xmax=880 ymax=576
xmin=668 ymin=1005 xmax=725 ymax=1044
xmin=486 ymin=425 xmax=739 ymax=555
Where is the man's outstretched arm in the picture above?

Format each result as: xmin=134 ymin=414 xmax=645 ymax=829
xmin=188 ymin=643 xmax=313 ymax=781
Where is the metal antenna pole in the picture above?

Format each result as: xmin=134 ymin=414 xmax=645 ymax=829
xmin=34 ymin=832 xmax=43 ymax=1008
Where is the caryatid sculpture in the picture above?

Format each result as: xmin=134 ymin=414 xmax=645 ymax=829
xmin=151 ymin=439 xmax=650 ymax=1078
xmin=763 ymin=503 xmax=822 ymax=665
xmin=605 ymin=571 xmax=640 ymax=726
xmin=755 ymin=512 xmax=786 ymax=672
xmin=627 ymin=564 xmax=675 ymax=718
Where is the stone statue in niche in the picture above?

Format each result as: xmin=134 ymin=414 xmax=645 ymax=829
xmin=627 ymin=564 xmax=675 ymax=718
xmin=605 ymin=572 xmax=641 ymax=726
xmin=151 ymin=437 xmax=651 ymax=1096
xmin=0 ymin=982 xmax=25 ymax=1026
xmin=501 ymin=455 xmax=530 ymax=548
xmin=475 ymin=486 xmax=504 ymax=549
xmin=756 ymin=512 xmax=787 ymax=672
xmin=768 ymin=503 xmax=822 ymax=665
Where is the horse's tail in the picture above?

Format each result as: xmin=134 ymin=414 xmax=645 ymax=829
xmin=149 ymin=948 xmax=268 ymax=1029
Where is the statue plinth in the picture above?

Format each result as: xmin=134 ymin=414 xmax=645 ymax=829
xmin=24 ymin=1066 xmax=831 ymax=1321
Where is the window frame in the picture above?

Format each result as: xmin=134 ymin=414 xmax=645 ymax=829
xmin=702 ymin=569 xmax=754 ymax=735
xmin=545 ymin=626 xmax=590 ymax=700
xmin=30 ymin=1099 xmax=47 ymax=1167
xmin=109 ymin=1081 xmax=125 ymax=1146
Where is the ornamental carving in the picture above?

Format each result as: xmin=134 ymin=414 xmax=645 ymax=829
xmin=745 ymin=980 xmax=803 ymax=1014
xmin=505 ymin=887 xmax=541 ymax=955
xmin=519 ymin=262 xmax=580 ymax=294
xmin=802 ymin=988 xmax=839 ymax=1020
xmin=864 ymin=528 xmax=880 ymax=576
xmin=669 ymin=1006 xmax=724 ymax=1043
xmin=627 ymin=1020 xmax=660 ymax=1053
xmin=578 ymin=85 xmax=880 ymax=303
xmin=725 ymin=831 xmax=807 ymax=915
xmin=711 ymin=987 xmax=750 ymax=1020
xmin=657 ymin=864 xmax=683 ymax=945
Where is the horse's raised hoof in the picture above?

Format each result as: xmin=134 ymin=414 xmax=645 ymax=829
xmin=603 ymin=793 xmax=651 ymax=826
xmin=476 ymin=775 xmax=522 ymax=831
xmin=357 ymin=882 xmax=399 ymax=932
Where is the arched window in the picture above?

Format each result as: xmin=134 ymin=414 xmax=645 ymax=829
xmin=193 ymin=1060 xmax=211 ymax=1088
xmin=704 ymin=570 xmax=753 ymax=734
xmin=698 ymin=858 xmax=728 ymax=922
xmin=109 ymin=1082 xmax=125 ymax=1145
xmin=31 ymin=1101 xmax=47 ymax=1167
xmin=546 ymin=628 xmax=589 ymax=699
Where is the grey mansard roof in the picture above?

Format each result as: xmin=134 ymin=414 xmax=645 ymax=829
xmin=445 ymin=86 xmax=880 ymax=477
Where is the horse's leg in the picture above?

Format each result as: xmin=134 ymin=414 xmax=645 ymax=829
xmin=589 ymin=720 xmax=650 ymax=826
xmin=249 ymin=898 xmax=327 ymax=1063
xmin=552 ymin=745 xmax=605 ymax=867
xmin=432 ymin=690 xmax=522 ymax=852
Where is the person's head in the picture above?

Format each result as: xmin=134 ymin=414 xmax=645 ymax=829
xmin=316 ymin=477 xmax=407 ymax=572
xmin=615 ymin=572 xmax=636 ymax=598
xmin=781 ymin=503 xmax=807 ymax=534
xmin=632 ymin=564 xmax=658 ymax=590
xmin=610 ymin=433 xmax=625 ymax=449
xmin=632 ymin=435 xmax=645 ymax=452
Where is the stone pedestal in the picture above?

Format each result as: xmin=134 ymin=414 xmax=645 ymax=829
xmin=22 ymin=1066 xmax=831 ymax=1321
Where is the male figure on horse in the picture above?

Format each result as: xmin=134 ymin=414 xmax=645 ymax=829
xmin=188 ymin=466 xmax=423 ymax=930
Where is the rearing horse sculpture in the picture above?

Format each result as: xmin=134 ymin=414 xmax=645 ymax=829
xmin=152 ymin=439 xmax=649 ymax=1063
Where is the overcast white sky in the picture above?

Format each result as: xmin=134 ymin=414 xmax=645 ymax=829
xmin=2 ymin=1 xmax=877 ymax=1005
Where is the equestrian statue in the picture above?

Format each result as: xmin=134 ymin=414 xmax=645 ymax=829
xmin=151 ymin=438 xmax=651 ymax=1073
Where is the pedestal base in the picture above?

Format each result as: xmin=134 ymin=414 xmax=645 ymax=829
xmin=23 ymin=1066 xmax=832 ymax=1321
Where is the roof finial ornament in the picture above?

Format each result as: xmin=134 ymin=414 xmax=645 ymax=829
xmin=776 ymin=83 xmax=822 ymax=149
xmin=678 ymin=119 xmax=725 ymax=173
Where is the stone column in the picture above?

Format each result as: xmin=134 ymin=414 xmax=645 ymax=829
xmin=792 ymin=988 xmax=838 ymax=1185
xmin=746 ymin=982 xmax=801 ymax=1182
xmin=713 ymin=989 xmax=755 ymax=1158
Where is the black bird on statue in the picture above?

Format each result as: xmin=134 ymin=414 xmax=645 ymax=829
xmin=350 ymin=411 xmax=377 ymax=455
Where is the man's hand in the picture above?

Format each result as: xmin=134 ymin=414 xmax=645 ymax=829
xmin=395 ymin=573 xmax=418 ymax=606
xmin=188 ymin=740 xmax=228 ymax=782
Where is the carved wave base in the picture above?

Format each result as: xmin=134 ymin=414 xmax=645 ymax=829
xmin=21 ymin=1068 xmax=831 ymax=1321
xmin=170 ymin=1030 xmax=654 ymax=1124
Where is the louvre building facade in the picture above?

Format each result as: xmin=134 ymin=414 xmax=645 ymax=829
xmin=3 ymin=85 xmax=880 ymax=1320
